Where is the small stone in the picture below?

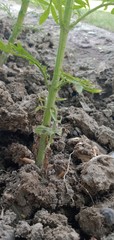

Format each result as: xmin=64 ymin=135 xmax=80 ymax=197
xmin=100 ymin=208 xmax=114 ymax=226
xmin=103 ymin=109 xmax=112 ymax=117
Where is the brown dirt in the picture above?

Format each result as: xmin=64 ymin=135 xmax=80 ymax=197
xmin=0 ymin=6 xmax=114 ymax=240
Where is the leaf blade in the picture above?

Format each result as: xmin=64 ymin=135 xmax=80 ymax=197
xmin=39 ymin=7 xmax=50 ymax=24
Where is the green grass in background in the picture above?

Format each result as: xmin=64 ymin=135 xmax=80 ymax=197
xmin=82 ymin=10 xmax=114 ymax=32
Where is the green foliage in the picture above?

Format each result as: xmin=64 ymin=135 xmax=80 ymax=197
xmin=0 ymin=2 xmax=14 ymax=18
xmin=111 ymin=8 xmax=114 ymax=14
xmin=31 ymin=0 xmax=49 ymax=8
xmin=74 ymin=0 xmax=90 ymax=9
xmin=30 ymin=0 xmax=91 ymax=26
xmin=35 ymin=122 xmax=61 ymax=136
xmin=0 ymin=41 xmax=48 ymax=84
xmin=39 ymin=6 xmax=50 ymax=24
xmin=70 ymin=1 xmax=114 ymax=29
xmin=60 ymin=72 xmax=101 ymax=94
xmin=38 ymin=0 xmax=91 ymax=25
xmin=82 ymin=9 xmax=114 ymax=32
xmin=50 ymin=3 xmax=58 ymax=24
xmin=0 ymin=0 xmax=30 ymax=66
xmin=39 ymin=0 xmax=60 ymax=25
xmin=35 ymin=125 xmax=55 ymax=135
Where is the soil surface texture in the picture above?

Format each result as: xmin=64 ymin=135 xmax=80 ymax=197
xmin=0 ymin=4 xmax=114 ymax=240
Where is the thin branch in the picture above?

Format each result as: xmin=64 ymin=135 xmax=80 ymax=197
xmin=70 ymin=2 xmax=114 ymax=30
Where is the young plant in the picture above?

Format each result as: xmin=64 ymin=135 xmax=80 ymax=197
xmin=35 ymin=0 xmax=114 ymax=167
xmin=0 ymin=0 xmax=30 ymax=66
xmin=0 ymin=0 xmax=114 ymax=168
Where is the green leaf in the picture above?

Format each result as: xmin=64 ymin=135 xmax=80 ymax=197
xmin=50 ymin=108 xmax=57 ymax=122
xmin=35 ymin=125 xmax=55 ymax=135
xmin=31 ymin=0 xmax=49 ymax=8
xmin=0 ymin=41 xmax=47 ymax=81
xmin=73 ymin=5 xmax=85 ymax=10
xmin=102 ymin=0 xmax=114 ymax=3
xmin=39 ymin=7 xmax=50 ymax=24
xmin=55 ymin=97 xmax=67 ymax=101
xmin=51 ymin=4 xmax=59 ymax=24
xmin=35 ymin=124 xmax=61 ymax=136
xmin=74 ymin=0 xmax=86 ymax=8
xmin=35 ymin=106 xmax=45 ymax=112
xmin=61 ymin=72 xmax=102 ymax=94
xmin=52 ymin=0 xmax=59 ymax=10
xmin=84 ymin=0 xmax=90 ymax=8
xmin=111 ymin=8 xmax=114 ymax=14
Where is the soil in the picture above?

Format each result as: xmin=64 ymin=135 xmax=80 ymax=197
xmin=0 ymin=4 xmax=114 ymax=240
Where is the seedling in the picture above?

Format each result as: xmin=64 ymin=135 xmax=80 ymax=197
xmin=0 ymin=0 xmax=114 ymax=168
xmin=0 ymin=0 xmax=30 ymax=66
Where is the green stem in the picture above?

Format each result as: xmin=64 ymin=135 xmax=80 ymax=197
xmin=9 ymin=0 xmax=30 ymax=43
xmin=58 ymin=0 xmax=63 ymax=26
xmin=0 ymin=0 xmax=30 ymax=66
xmin=70 ymin=2 xmax=114 ymax=29
xmin=36 ymin=0 xmax=74 ymax=167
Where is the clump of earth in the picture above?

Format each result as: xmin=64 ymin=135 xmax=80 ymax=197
xmin=0 ymin=2 xmax=114 ymax=240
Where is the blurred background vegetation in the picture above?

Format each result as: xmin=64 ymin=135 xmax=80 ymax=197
xmin=0 ymin=0 xmax=114 ymax=32
xmin=81 ymin=9 xmax=114 ymax=32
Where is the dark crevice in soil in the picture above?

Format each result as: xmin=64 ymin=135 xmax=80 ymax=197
xmin=59 ymin=206 xmax=78 ymax=227
xmin=15 ymin=238 xmax=27 ymax=240
xmin=0 ymin=130 xmax=34 ymax=148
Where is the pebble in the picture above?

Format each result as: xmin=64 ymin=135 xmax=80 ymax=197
xmin=100 ymin=208 xmax=114 ymax=226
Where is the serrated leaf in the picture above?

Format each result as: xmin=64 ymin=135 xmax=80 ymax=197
xmin=39 ymin=7 xmax=50 ymax=24
xmin=61 ymin=72 xmax=101 ymax=94
xmin=83 ymin=86 xmax=101 ymax=93
xmin=0 ymin=41 xmax=47 ymax=80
